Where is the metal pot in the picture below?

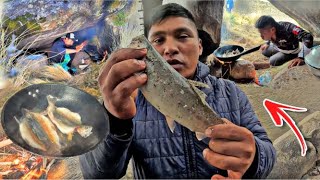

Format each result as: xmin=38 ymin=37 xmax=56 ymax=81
xmin=305 ymin=45 xmax=320 ymax=77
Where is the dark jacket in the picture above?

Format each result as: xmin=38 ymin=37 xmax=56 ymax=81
xmin=48 ymin=39 xmax=67 ymax=64
xmin=79 ymin=62 xmax=276 ymax=179
xmin=268 ymin=21 xmax=313 ymax=50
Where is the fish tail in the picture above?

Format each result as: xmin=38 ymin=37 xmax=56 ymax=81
xmin=76 ymin=125 xmax=93 ymax=138
xmin=21 ymin=108 xmax=30 ymax=116
xmin=14 ymin=116 xmax=21 ymax=124
xmin=46 ymin=95 xmax=57 ymax=107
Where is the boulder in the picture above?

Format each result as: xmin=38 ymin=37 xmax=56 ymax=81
xmin=268 ymin=0 xmax=320 ymax=38
xmin=2 ymin=1 xmax=133 ymax=52
xmin=268 ymin=111 xmax=320 ymax=178
xmin=270 ymin=65 xmax=317 ymax=89
xmin=230 ymin=59 xmax=256 ymax=80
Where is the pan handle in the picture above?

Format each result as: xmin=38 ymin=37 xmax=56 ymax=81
xmin=240 ymin=44 xmax=262 ymax=56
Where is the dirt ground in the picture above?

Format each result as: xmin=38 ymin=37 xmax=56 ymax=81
xmin=220 ymin=0 xmax=320 ymax=141
xmin=238 ymin=64 xmax=320 ymax=141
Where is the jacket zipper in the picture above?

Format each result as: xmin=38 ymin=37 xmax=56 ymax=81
xmin=183 ymin=127 xmax=197 ymax=178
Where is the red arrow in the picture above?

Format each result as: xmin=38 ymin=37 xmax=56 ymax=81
xmin=263 ymin=99 xmax=308 ymax=156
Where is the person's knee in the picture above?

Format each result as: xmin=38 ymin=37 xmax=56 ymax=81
xmin=262 ymin=48 xmax=275 ymax=57
xmin=269 ymin=54 xmax=288 ymax=66
xmin=262 ymin=49 xmax=271 ymax=57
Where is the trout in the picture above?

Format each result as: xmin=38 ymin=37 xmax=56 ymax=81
xmin=15 ymin=116 xmax=47 ymax=151
xmin=129 ymin=35 xmax=224 ymax=134
xmin=21 ymin=109 xmax=61 ymax=149
xmin=46 ymin=95 xmax=92 ymax=140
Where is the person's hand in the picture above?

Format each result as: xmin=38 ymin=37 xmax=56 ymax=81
xmin=260 ymin=44 xmax=269 ymax=51
xmin=76 ymin=45 xmax=84 ymax=52
xmin=98 ymin=48 xmax=147 ymax=119
xmin=75 ymin=41 xmax=88 ymax=52
xmin=203 ymin=119 xmax=256 ymax=179
xmin=288 ymin=58 xmax=305 ymax=69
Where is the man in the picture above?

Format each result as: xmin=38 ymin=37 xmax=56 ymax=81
xmin=48 ymin=32 xmax=87 ymax=73
xmin=80 ymin=3 xmax=276 ymax=179
xmin=255 ymin=15 xmax=313 ymax=68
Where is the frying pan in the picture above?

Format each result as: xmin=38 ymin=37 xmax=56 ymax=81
xmin=213 ymin=44 xmax=262 ymax=62
xmin=1 ymin=83 xmax=109 ymax=158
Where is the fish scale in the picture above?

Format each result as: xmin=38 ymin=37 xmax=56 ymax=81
xmin=129 ymin=35 xmax=224 ymax=133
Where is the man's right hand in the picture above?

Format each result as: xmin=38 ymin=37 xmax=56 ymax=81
xmin=98 ymin=48 xmax=148 ymax=120
xmin=260 ymin=44 xmax=269 ymax=51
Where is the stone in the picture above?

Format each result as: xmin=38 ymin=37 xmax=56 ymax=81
xmin=269 ymin=0 xmax=320 ymax=38
xmin=230 ymin=59 xmax=256 ymax=80
xmin=268 ymin=111 xmax=320 ymax=178
xmin=270 ymin=65 xmax=316 ymax=89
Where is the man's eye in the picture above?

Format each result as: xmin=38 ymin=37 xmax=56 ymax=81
xmin=179 ymin=34 xmax=189 ymax=39
xmin=153 ymin=38 xmax=164 ymax=44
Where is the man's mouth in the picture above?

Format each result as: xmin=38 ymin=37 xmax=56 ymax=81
xmin=167 ymin=59 xmax=184 ymax=70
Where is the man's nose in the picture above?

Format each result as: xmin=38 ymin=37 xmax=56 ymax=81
xmin=163 ymin=38 xmax=179 ymax=57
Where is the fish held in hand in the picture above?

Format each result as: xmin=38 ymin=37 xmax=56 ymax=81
xmin=128 ymin=35 xmax=224 ymax=134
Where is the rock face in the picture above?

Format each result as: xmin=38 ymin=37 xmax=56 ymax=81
xmin=2 ymin=1 xmax=133 ymax=52
xmin=268 ymin=111 xmax=320 ymax=178
xmin=268 ymin=0 xmax=320 ymax=38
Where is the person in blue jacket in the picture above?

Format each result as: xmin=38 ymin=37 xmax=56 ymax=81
xmin=80 ymin=3 xmax=276 ymax=179
xmin=48 ymin=33 xmax=87 ymax=74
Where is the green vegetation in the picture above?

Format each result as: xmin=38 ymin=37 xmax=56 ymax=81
xmin=113 ymin=11 xmax=127 ymax=27
xmin=2 ymin=13 xmax=42 ymax=36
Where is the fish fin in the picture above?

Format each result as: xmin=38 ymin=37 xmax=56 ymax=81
xmin=187 ymin=80 xmax=209 ymax=89
xmin=21 ymin=108 xmax=30 ymax=116
xmin=40 ymin=110 xmax=48 ymax=116
xmin=46 ymin=95 xmax=57 ymax=107
xmin=77 ymin=126 xmax=93 ymax=138
xmin=14 ymin=116 xmax=21 ymax=124
xmin=67 ymin=133 xmax=73 ymax=141
xmin=189 ymin=82 xmax=208 ymax=105
xmin=165 ymin=116 xmax=176 ymax=133
xmin=195 ymin=132 xmax=207 ymax=141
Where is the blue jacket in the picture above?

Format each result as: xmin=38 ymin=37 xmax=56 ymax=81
xmin=79 ymin=62 xmax=276 ymax=179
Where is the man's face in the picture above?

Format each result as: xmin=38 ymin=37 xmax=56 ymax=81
xmin=148 ymin=17 xmax=203 ymax=79
xmin=63 ymin=38 xmax=74 ymax=46
xmin=258 ymin=27 xmax=276 ymax=41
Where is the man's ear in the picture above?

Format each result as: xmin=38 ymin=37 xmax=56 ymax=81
xmin=199 ymin=38 xmax=203 ymax=56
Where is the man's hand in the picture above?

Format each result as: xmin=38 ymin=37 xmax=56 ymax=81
xmin=288 ymin=58 xmax=305 ymax=69
xmin=260 ymin=44 xmax=269 ymax=51
xmin=75 ymin=41 xmax=88 ymax=52
xmin=98 ymin=48 xmax=147 ymax=119
xmin=203 ymin=119 xmax=256 ymax=179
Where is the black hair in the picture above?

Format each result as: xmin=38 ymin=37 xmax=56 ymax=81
xmin=146 ymin=3 xmax=196 ymax=36
xmin=255 ymin=15 xmax=278 ymax=29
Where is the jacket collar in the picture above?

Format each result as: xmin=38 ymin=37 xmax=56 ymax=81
xmin=193 ymin=62 xmax=210 ymax=81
